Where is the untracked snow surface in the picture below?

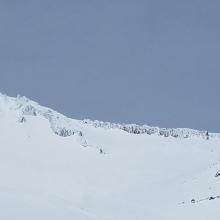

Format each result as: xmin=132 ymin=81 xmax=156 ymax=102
xmin=0 ymin=93 xmax=220 ymax=220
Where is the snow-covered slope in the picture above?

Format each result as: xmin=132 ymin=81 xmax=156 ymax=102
xmin=1 ymin=93 xmax=220 ymax=220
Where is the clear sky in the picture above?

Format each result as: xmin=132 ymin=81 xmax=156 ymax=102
xmin=0 ymin=0 xmax=219 ymax=132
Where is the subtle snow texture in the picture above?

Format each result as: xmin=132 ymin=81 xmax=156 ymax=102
xmin=0 ymin=93 xmax=220 ymax=220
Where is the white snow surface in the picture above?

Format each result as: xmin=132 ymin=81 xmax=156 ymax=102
xmin=0 ymin=93 xmax=220 ymax=220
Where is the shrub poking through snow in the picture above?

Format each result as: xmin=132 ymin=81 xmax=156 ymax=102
xmin=191 ymin=199 xmax=196 ymax=203
xmin=22 ymin=105 xmax=37 ymax=116
xmin=215 ymin=171 xmax=220 ymax=177
xmin=55 ymin=128 xmax=75 ymax=137
xmin=18 ymin=116 xmax=26 ymax=123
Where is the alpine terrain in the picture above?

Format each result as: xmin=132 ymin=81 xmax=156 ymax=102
xmin=0 ymin=93 xmax=220 ymax=220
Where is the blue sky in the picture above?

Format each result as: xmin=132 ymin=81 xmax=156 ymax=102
xmin=0 ymin=0 xmax=220 ymax=131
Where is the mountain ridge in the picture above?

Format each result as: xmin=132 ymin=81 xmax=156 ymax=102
xmin=0 ymin=93 xmax=219 ymax=141
xmin=1 ymin=92 xmax=220 ymax=219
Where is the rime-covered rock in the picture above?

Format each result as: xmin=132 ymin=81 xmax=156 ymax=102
xmin=0 ymin=93 xmax=219 ymax=143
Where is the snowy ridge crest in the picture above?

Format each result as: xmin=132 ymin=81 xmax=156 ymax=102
xmin=0 ymin=93 xmax=87 ymax=143
xmin=0 ymin=93 xmax=219 ymax=140
xmin=82 ymin=119 xmax=219 ymax=139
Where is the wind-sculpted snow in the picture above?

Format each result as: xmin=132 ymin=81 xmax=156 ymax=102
xmin=0 ymin=93 xmax=88 ymax=147
xmin=0 ymin=94 xmax=77 ymax=135
xmin=82 ymin=119 xmax=220 ymax=139
xmin=0 ymin=93 xmax=219 ymax=141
